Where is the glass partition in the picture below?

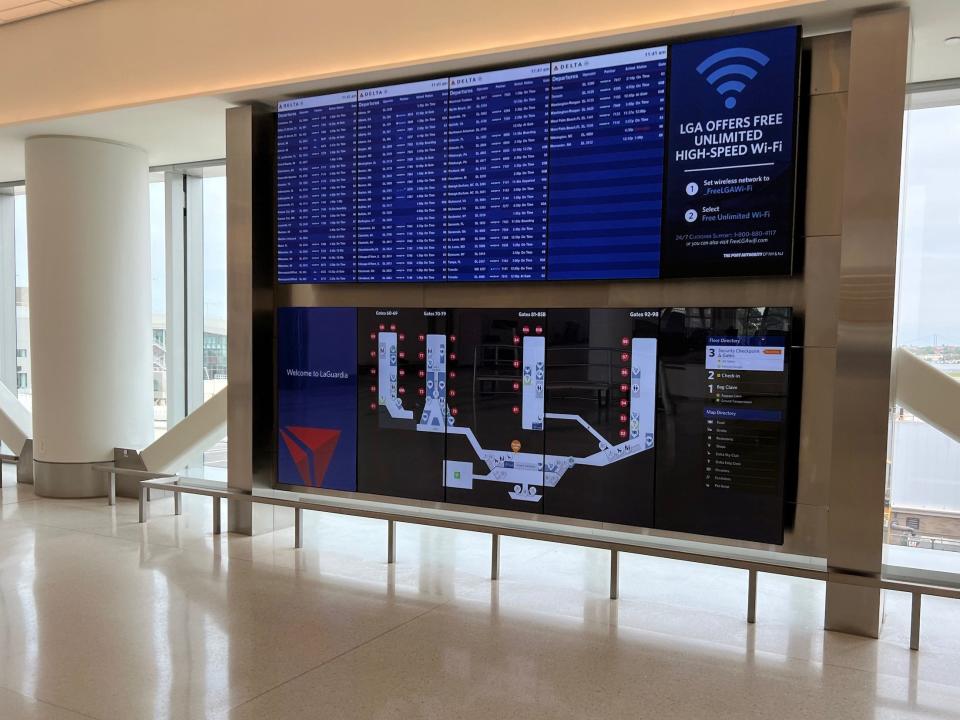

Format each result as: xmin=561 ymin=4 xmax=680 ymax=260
xmin=149 ymin=174 xmax=166 ymax=437
xmin=13 ymin=187 xmax=29 ymax=411
xmin=200 ymin=166 xmax=227 ymax=474
xmin=887 ymin=95 xmax=960 ymax=573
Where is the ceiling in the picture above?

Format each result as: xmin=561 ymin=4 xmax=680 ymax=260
xmin=908 ymin=0 xmax=960 ymax=85
xmin=0 ymin=0 xmax=95 ymax=25
xmin=0 ymin=0 xmax=959 ymax=183
xmin=0 ymin=97 xmax=231 ymax=182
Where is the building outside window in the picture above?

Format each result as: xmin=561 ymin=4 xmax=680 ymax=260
xmin=13 ymin=187 xmax=30 ymax=411
xmin=201 ymin=168 xmax=227 ymax=471
xmin=887 ymin=96 xmax=960 ymax=570
xmin=149 ymin=175 xmax=166 ymax=437
xmin=2 ymin=167 xmax=228 ymax=472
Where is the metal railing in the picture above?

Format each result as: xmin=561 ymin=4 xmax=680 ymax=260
xmin=91 ymin=464 xmax=176 ymax=506
xmin=118 ymin=471 xmax=960 ymax=652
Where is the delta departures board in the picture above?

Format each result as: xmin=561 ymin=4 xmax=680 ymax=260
xmin=276 ymin=306 xmax=795 ymax=544
xmin=275 ymin=25 xmax=802 ymax=284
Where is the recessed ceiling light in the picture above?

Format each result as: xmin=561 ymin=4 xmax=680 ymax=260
xmin=946 ymin=36 xmax=960 ymax=46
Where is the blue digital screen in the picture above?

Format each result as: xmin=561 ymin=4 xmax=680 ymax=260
xmin=277 ymin=307 xmax=358 ymax=490
xmin=357 ymin=79 xmax=448 ymax=282
xmin=276 ymin=92 xmax=357 ymax=283
xmin=547 ymin=47 xmax=667 ymax=280
xmin=661 ymin=26 xmax=800 ymax=276
xmin=446 ymin=65 xmax=550 ymax=281
xmin=275 ymin=26 xmax=799 ymax=283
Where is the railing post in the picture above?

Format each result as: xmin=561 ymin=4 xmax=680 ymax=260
xmin=491 ymin=533 xmax=500 ymax=580
xmin=107 ymin=471 xmax=116 ymax=507
xmin=294 ymin=507 xmax=303 ymax=549
xmin=138 ymin=483 xmax=148 ymax=523
xmin=747 ymin=569 xmax=758 ymax=624
xmin=174 ymin=489 xmax=182 ymax=516
xmin=387 ymin=519 xmax=396 ymax=564
xmin=610 ymin=549 xmax=619 ymax=600
xmin=910 ymin=592 xmax=922 ymax=651
xmin=212 ymin=497 xmax=221 ymax=535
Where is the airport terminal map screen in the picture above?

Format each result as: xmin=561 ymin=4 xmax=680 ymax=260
xmin=276 ymin=25 xmax=801 ymax=283
xmin=276 ymin=306 xmax=794 ymax=544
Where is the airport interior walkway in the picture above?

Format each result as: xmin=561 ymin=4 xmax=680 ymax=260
xmin=1 ymin=465 xmax=959 ymax=720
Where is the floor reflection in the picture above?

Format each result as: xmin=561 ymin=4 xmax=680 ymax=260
xmin=0 ymin=476 xmax=957 ymax=720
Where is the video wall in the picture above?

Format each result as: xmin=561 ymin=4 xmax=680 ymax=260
xmin=277 ymin=306 xmax=794 ymax=544
xmin=276 ymin=25 xmax=801 ymax=284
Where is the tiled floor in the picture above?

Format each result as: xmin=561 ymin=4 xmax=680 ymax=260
xmin=1 ymin=467 xmax=959 ymax=719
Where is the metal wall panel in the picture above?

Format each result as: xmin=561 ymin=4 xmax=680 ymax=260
xmin=227 ymin=104 xmax=281 ymax=534
xmin=231 ymin=30 xmax=859 ymax=562
xmin=226 ymin=106 xmax=255 ymax=533
xmin=825 ymin=8 xmax=909 ymax=637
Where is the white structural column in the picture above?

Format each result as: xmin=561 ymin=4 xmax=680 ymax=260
xmin=25 ymin=136 xmax=154 ymax=497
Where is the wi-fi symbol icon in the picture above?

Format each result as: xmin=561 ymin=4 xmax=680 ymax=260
xmin=696 ymin=47 xmax=770 ymax=109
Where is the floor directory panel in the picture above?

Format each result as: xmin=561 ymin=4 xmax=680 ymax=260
xmin=446 ymin=65 xmax=550 ymax=281
xmin=655 ymin=307 xmax=792 ymax=543
xmin=547 ymin=47 xmax=667 ymax=281
xmin=543 ymin=309 xmax=659 ymax=526
xmin=276 ymin=307 xmax=358 ymax=491
xmin=356 ymin=308 xmax=449 ymax=501
xmin=443 ymin=309 xmax=548 ymax=512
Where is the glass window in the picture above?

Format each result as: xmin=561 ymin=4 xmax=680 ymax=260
xmin=887 ymin=99 xmax=960 ymax=569
xmin=201 ymin=167 xmax=227 ymax=472
xmin=13 ymin=187 xmax=30 ymax=411
xmin=150 ymin=175 xmax=166 ymax=438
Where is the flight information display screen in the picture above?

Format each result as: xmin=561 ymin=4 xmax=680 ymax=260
xmin=276 ymin=26 xmax=800 ymax=283
xmin=446 ymin=65 xmax=551 ymax=281
xmin=547 ymin=48 xmax=666 ymax=280
xmin=356 ymin=79 xmax=448 ymax=282
xmin=276 ymin=91 xmax=357 ymax=283
xmin=277 ymin=305 xmax=796 ymax=545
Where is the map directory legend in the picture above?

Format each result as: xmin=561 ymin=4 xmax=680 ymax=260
xmin=655 ymin=307 xmax=792 ymax=544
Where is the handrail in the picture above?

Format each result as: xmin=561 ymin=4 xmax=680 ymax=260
xmin=0 ymin=381 xmax=30 ymax=457
xmin=91 ymin=464 xmax=176 ymax=479
xmin=139 ymin=386 xmax=227 ymax=473
xmin=91 ymin=463 xmax=176 ymax=507
xmin=893 ymin=347 xmax=960 ymax=444
xmin=131 ymin=476 xmax=960 ymax=651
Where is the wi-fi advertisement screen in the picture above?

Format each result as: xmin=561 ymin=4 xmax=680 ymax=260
xmin=661 ymin=26 xmax=800 ymax=277
xmin=275 ymin=25 xmax=801 ymax=284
